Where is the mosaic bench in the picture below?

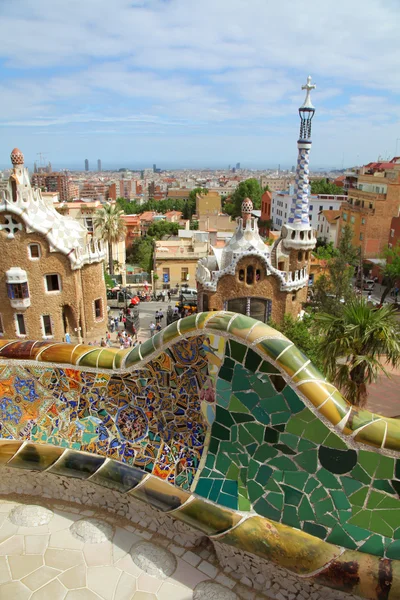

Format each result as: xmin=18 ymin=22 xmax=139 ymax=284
xmin=0 ymin=310 xmax=399 ymax=599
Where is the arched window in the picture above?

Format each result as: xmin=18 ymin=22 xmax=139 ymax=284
xmin=238 ymin=269 xmax=245 ymax=282
xmin=256 ymin=268 xmax=261 ymax=282
xmin=246 ymin=265 xmax=254 ymax=285
xmin=300 ymin=231 xmax=304 ymax=240
xmin=298 ymin=251 xmax=303 ymax=261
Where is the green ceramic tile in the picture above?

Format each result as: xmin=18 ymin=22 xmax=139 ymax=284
xmin=269 ymin=455 xmax=298 ymax=472
xmin=229 ymin=395 xmax=250 ymax=414
xmin=251 ymin=406 xmax=270 ymax=425
xmin=331 ymin=490 xmax=352 ymax=511
xmin=195 ymin=478 xmax=213 ymax=497
xmin=358 ymin=450 xmax=380 ymax=477
xmin=310 ymin=486 xmax=328 ymax=503
xmin=215 ymin=452 xmax=232 ymax=474
xmin=294 ymin=449 xmax=318 ymax=474
xmin=386 ymin=540 xmax=400 ymax=559
xmin=349 ymin=487 xmax=368 ymax=507
xmin=215 ymin=406 xmax=235 ymax=428
xmin=374 ymin=509 xmax=400 ymax=529
xmin=304 ymin=477 xmax=319 ymax=494
xmin=229 ymin=340 xmax=247 ymax=363
xmin=326 ymin=526 xmax=357 ymax=549
xmin=219 ymin=367 xmax=233 ymax=382
xmin=232 ymin=365 xmax=252 ymax=392
xmin=226 ymin=463 xmax=239 ymax=480
xmin=236 ymin=391 xmax=260 ymax=410
xmin=303 ymin=419 xmax=329 ymax=444
xmin=222 ymin=479 xmax=238 ymax=496
xmin=244 ymin=423 xmax=265 ymax=444
xmin=341 ymin=476 xmax=363 ymax=496
xmin=348 ymin=509 xmax=372 ymax=529
xmin=303 ymin=522 xmax=327 ymax=540
xmin=342 ymin=523 xmax=371 ymax=542
xmin=373 ymin=480 xmax=396 ymax=495
xmin=239 ymin=427 xmax=255 ymax=446
xmin=283 ymin=505 xmax=301 ymax=529
xmin=314 ymin=497 xmax=334 ymax=518
xmin=285 ymin=417 xmax=306 ymax=437
xmin=271 ymin=411 xmax=291 ymax=426
xmin=269 ymin=375 xmax=286 ymax=392
xmin=248 ymin=480 xmax=264 ymax=503
xmin=255 ymin=465 xmax=273 ymax=485
xmin=257 ymin=338 xmax=293 ymax=360
xmin=260 ymin=394 xmax=288 ymax=414
xmin=284 ymin=471 xmax=309 ymax=490
xmin=350 ymin=464 xmax=372 ymax=484
xmin=282 ymin=385 xmax=304 ymax=414
xmin=318 ymin=446 xmax=357 ymax=475
xmin=358 ymin=535 xmax=385 ymax=556
xmin=273 ymin=443 xmax=296 ymax=456
xmin=244 ymin=348 xmax=262 ymax=373
xmin=212 ymin=423 xmax=230 ymax=441
xmin=281 ymin=485 xmax=303 ymax=506
xmin=208 ymin=479 xmax=223 ymax=502
xmin=369 ymin=515 xmax=394 ymax=538
xmin=238 ymin=495 xmax=251 ymax=511
xmin=265 ymin=478 xmax=282 ymax=492
xmin=259 ymin=360 xmax=279 ymax=375
xmin=218 ymin=492 xmax=238 ymax=510
xmin=253 ymin=443 xmax=278 ymax=462
xmin=266 ymin=491 xmax=284 ymax=510
xmin=279 ymin=433 xmax=298 ymax=451
xmin=298 ymin=496 xmax=315 ymax=521
xmin=323 ymin=433 xmax=347 ymax=450
xmin=318 ymin=468 xmax=341 ymax=490
xmin=263 ymin=427 xmax=279 ymax=444
xmin=253 ymin=497 xmax=281 ymax=521
xmin=298 ymin=439 xmax=316 ymax=451
xmin=375 ymin=456 xmax=395 ymax=479
xmin=318 ymin=513 xmax=338 ymax=528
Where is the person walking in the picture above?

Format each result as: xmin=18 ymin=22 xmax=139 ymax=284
xmin=161 ymin=289 xmax=166 ymax=302
xmin=64 ymin=331 xmax=71 ymax=343
xmin=155 ymin=310 xmax=159 ymax=324
xmin=167 ymin=290 xmax=171 ymax=302
xmin=367 ymin=292 xmax=372 ymax=303
xmin=106 ymin=331 xmax=111 ymax=347
xmin=149 ymin=322 xmax=156 ymax=337
xmin=159 ymin=309 xmax=164 ymax=323
xmin=100 ymin=338 xmax=107 ymax=347
xmin=119 ymin=308 xmax=124 ymax=322
xmin=132 ymin=325 xmax=138 ymax=342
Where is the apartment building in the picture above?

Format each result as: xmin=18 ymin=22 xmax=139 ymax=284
xmin=259 ymin=190 xmax=272 ymax=236
xmin=259 ymin=176 xmax=295 ymax=193
xmin=154 ymin=231 xmax=210 ymax=289
xmin=337 ymin=165 xmax=400 ymax=258
xmin=31 ymin=172 xmax=78 ymax=202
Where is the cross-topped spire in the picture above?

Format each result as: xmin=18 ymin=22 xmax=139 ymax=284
xmin=300 ymin=75 xmax=316 ymax=109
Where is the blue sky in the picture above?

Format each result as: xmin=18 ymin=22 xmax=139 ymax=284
xmin=0 ymin=0 xmax=399 ymax=170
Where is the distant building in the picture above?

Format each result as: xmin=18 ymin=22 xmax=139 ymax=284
xmin=337 ymin=164 xmax=400 ymax=258
xmin=155 ymin=231 xmax=210 ymax=290
xmin=85 ymin=159 xmax=89 ymax=172
xmin=271 ymin=192 xmax=346 ymax=232
xmin=0 ymin=148 xmax=107 ymax=343
xmin=236 ymin=162 xmax=241 ymax=169
xmin=153 ymin=164 xmax=157 ymax=173
xmin=259 ymin=190 xmax=272 ymax=236
xmin=97 ymin=159 xmax=102 ymax=172
xmin=31 ymin=172 xmax=78 ymax=202
xmin=121 ymin=215 xmax=141 ymax=248
xmin=195 ymin=191 xmax=221 ymax=217
xmin=317 ymin=210 xmax=341 ymax=246
xmin=259 ymin=176 xmax=295 ymax=193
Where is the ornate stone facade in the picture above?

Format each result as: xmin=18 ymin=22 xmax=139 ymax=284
xmin=0 ymin=148 xmax=108 ymax=343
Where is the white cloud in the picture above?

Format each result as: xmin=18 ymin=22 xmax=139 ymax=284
xmin=0 ymin=0 xmax=399 ymax=166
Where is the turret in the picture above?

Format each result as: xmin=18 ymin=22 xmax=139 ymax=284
xmin=281 ymin=76 xmax=317 ymax=254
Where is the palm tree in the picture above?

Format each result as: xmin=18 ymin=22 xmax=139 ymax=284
xmin=94 ymin=203 xmax=126 ymax=275
xmin=315 ymin=298 xmax=400 ymax=407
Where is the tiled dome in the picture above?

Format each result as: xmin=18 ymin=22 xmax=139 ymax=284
xmin=10 ymin=148 xmax=24 ymax=165
xmin=241 ymin=197 xmax=253 ymax=214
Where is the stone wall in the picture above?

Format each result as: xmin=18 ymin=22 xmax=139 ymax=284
xmin=0 ymin=215 xmax=107 ymax=342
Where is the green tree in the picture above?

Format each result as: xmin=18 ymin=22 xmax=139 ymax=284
xmin=146 ymin=221 xmax=180 ymax=239
xmin=312 ymin=225 xmax=358 ymax=314
xmin=127 ymin=238 xmax=154 ymax=272
xmin=314 ymin=242 xmax=339 ymax=260
xmin=310 ymin=179 xmax=344 ymax=195
xmin=316 ymin=298 xmax=400 ymax=406
xmin=94 ymin=203 xmax=127 ymax=275
xmin=224 ymin=178 xmax=262 ymax=218
xmin=380 ymin=244 xmax=400 ymax=304
xmin=190 ymin=220 xmax=199 ymax=230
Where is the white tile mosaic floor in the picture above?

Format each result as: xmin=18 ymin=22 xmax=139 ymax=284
xmin=0 ymin=498 xmax=270 ymax=600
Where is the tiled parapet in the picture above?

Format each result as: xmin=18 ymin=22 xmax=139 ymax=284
xmin=1 ymin=312 xmax=400 ymax=599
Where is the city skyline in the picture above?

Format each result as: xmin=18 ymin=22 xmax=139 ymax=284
xmin=0 ymin=0 xmax=399 ymax=168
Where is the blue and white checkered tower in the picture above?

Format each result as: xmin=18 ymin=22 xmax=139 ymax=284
xmin=282 ymin=76 xmax=317 ymax=251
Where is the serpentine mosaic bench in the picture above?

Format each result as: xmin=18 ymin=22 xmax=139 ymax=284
xmin=0 ymin=311 xmax=399 ymax=599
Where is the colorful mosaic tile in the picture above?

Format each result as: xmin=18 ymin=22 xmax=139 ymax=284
xmin=1 ymin=311 xmax=400 ymax=593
